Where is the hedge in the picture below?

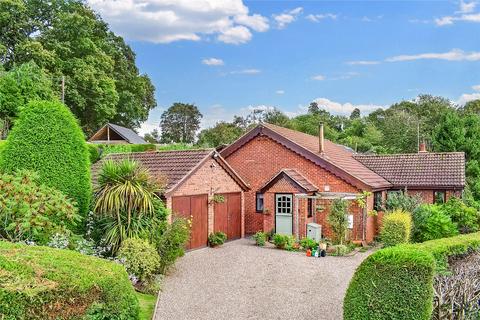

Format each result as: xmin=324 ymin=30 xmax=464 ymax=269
xmin=0 ymin=100 xmax=91 ymax=219
xmin=0 ymin=240 xmax=139 ymax=319
xmin=344 ymin=232 xmax=480 ymax=320
xmin=380 ymin=210 xmax=412 ymax=247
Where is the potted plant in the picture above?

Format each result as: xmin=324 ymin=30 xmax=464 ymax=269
xmin=208 ymin=231 xmax=227 ymax=247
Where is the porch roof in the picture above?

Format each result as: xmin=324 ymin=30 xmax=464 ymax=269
xmin=259 ymin=169 xmax=318 ymax=193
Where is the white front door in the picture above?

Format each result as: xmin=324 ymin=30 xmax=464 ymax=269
xmin=275 ymin=194 xmax=293 ymax=235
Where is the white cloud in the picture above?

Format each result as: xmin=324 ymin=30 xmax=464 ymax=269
xmin=346 ymin=60 xmax=380 ymax=65
xmin=458 ymin=0 xmax=477 ymax=13
xmin=386 ymin=49 xmax=480 ymax=62
xmin=435 ymin=16 xmax=455 ymax=25
xmin=330 ymin=72 xmax=360 ymax=80
xmin=202 ymin=58 xmax=224 ymax=66
xmin=311 ymin=98 xmax=385 ymax=115
xmin=273 ymin=7 xmax=303 ymax=29
xmin=276 ymin=90 xmax=285 ymax=94
xmin=361 ymin=16 xmax=373 ymax=22
xmin=457 ymin=93 xmax=480 ymax=105
xmin=87 ymin=0 xmax=269 ymax=44
xmin=306 ymin=13 xmax=337 ymax=22
xmin=472 ymin=84 xmax=480 ymax=91
xmin=436 ymin=1 xmax=479 ymax=25
xmin=311 ymin=74 xmax=326 ymax=81
xmin=230 ymin=68 xmax=261 ymax=74
xmin=138 ymin=121 xmax=160 ymax=137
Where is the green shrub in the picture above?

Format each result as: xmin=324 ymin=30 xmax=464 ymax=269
xmin=0 ymin=140 xmax=6 ymax=154
xmin=442 ymin=197 xmax=480 ymax=234
xmin=384 ymin=191 xmax=422 ymax=212
xmin=208 ymin=231 xmax=227 ymax=247
xmin=344 ymin=232 xmax=480 ymax=320
xmin=299 ymin=237 xmax=317 ymax=250
xmin=154 ymin=218 xmax=190 ymax=274
xmin=380 ymin=210 xmax=412 ymax=247
xmin=100 ymin=143 xmax=156 ymax=156
xmin=252 ymin=231 xmax=266 ymax=246
xmin=412 ymin=204 xmax=458 ymax=242
xmin=329 ymin=244 xmax=351 ymax=256
xmin=0 ymin=100 xmax=91 ymax=220
xmin=0 ymin=240 xmax=139 ymax=319
xmin=273 ymin=234 xmax=294 ymax=249
xmin=87 ymin=143 xmax=101 ymax=164
xmin=0 ymin=170 xmax=79 ymax=244
xmin=327 ymin=198 xmax=349 ymax=244
xmin=118 ymin=238 xmax=160 ymax=283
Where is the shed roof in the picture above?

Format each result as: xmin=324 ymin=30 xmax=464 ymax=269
xmin=89 ymin=123 xmax=147 ymax=144
xmin=354 ymin=152 xmax=465 ymax=189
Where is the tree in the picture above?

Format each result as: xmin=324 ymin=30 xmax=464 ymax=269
xmin=0 ymin=0 xmax=156 ymax=135
xmin=263 ymin=108 xmax=291 ymax=127
xmin=462 ymin=99 xmax=480 ymax=115
xmin=160 ymin=103 xmax=202 ymax=143
xmin=0 ymin=100 xmax=91 ymax=220
xmin=144 ymin=129 xmax=161 ymax=144
xmin=350 ymin=108 xmax=361 ymax=120
xmin=308 ymin=101 xmax=320 ymax=114
xmin=327 ymin=199 xmax=349 ymax=244
xmin=0 ymin=62 xmax=55 ymax=138
xmin=197 ymin=121 xmax=244 ymax=147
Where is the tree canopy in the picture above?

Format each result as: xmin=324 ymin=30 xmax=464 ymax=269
xmin=160 ymin=103 xmax=202 ymax=143
xmin=0 ymin=0 xmax=156 ymax=135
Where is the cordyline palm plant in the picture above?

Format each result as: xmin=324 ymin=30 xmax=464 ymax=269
xmin=94 ymin=159 xmax=164 ymax=253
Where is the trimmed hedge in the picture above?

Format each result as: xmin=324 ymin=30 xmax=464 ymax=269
xmin=0 ymin=100 xmax=91 ymax=219
xmin=380 ymin=210 xmax=412 ymax=247
xmin=101 ymin=143 xmax=156 ymax=156
xmin=0 ymin=240 xmax=139 ymax=319
xmin=344 ymin=232 xmax=480 ymax=320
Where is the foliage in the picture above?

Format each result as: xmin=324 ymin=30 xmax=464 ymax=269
xmin=143 ymin=129 xmax=161 ymax=144
xmin=156 ymin=143 xmax=195 ymax=151
xmin=0 ymin=240 xmax=139 ymax=319
xmin=94 ymin=159 xmax=164 ymax=253
xmin=87 ymin=144 xmax=101 ymax=164
xmin=380 ymin=210 xmax=412 ymax=247
xmin=100 ymin=143 xmax=156 ymax=156
xmin=0 ymin=0 xmax=156 ymax=135
xmin=208 ymin=231 xmax=227 ymax=247
xmin=329 ymin=244 xmax=350 ymax=256
xmin=252 ymin=231 xmax=266 ymax=246
xmin=412 ymin=205 xmax=458 ymax=243
xmin=0 ymin=62 xmax=55 ymax=138
xmin=118 ymin=238 xmax=160 ymax=283
xmin=136 ymin=292 xmax=157 ymax=320
xmin=384 ymin=191 xmax=422 ymax=213
xmin=160 ymin=103 xmax=202 ymax=143
xmin=0 ymin=170 xmax=79 ymax=244
xmin=0 ymin=100 xmax=91 ymax=220
xmin=327 ymin=199 xmax=349 ymax=244
xmin=153 ymin=218 xmax=190 ymax=275
xmin=299 ymin=237 xmax=317 ymax=250
xmin=197 ymin=121 xmax=244 ymax=148
xmin=273 ymin=234 xmax=295 ymax=249
xmin=442 ymin=197 xmax=480 ymax=234
xmin=344 ymin=232 xmax=480 ymax=320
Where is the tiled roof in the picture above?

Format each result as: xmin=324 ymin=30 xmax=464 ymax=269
xmin=260 ymin=123 xmax=392 ymax=189
xmin=92 ymin=149 xmax=214 ymax=190
xmin=260 ymin=169 xmax=318 ymax=193
xmin=355 ymin=152 xmax=466 ymax=188
xmin=107 ymin=123 xmax=147 ymax=144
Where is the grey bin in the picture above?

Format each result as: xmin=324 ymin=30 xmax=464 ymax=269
xmin=306 ymin=223 xmax=322 ymax=243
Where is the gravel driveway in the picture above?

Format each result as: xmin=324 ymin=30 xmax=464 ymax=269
xmin=154 ymin=238 xmax=370 ymax=320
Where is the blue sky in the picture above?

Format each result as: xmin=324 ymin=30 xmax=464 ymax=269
xmin=87 ymin=0 xmax=480 ymax=134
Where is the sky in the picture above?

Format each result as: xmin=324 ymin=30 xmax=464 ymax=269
xmin=86 ymin=0 xmax=480 ymax=135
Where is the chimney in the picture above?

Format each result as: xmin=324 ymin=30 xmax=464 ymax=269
xmin=419 ymin=141 xmax=427 ymax=153
xmin=319 ymin=123 xmax=325 ymax=153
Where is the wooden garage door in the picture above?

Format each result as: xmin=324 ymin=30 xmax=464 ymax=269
xmin=172 ymin=194 xmax=208 ymax=250
xmin=214 ymin=193 xmax=241 ymax=240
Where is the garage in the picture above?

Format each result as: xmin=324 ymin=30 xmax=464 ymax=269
xmin=172 ymin=195 xmax=209 ymax=249
xmin=214 ymin=193 xmax=242 ymax=240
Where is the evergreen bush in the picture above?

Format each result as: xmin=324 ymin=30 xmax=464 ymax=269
xmin=380 ymin=210 xmax=412 ymax=247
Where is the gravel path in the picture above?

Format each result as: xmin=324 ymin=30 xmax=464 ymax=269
xmin=154 ymin=239 xmax=370 ymax=320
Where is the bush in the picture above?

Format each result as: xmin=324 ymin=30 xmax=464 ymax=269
xmin=343 ymin=232 xmax=480 ymax=320
xmin=252 ymin=231 xmax=266 ymax=246
xmin=330 ymin=244 xmax=351 ymax=256
xmin=0 ymin=240 xmax=139 ymax=319
xmin=0 ymin=100 xmax=91 ymax=220
xmin=154 ymin=218 xmax=190 ymax=274
xmin=442 ymin=197 xmax=480 ymax=234
xmin=208 ymin=231 xmax=227 ymax=247
xmin=87 ymin=144 xmax=101 ymax=164
xmin=273 ymin=234 xmax=295 ymax=249
xmin=118 ymin=238 xmax=160 ymax=283
xmin=327 ymin=198 xmax=349 ymax=244
xmin=100 ymin=143 xmax=156 ymax=156
xmin=0 ymin=170 xmax=79 ymax=244
xmin=299 ymin=237 xmax=317 ymax=250
xmin=384 ymin=191 xmax=422 ymax=212
xmin=380 ymin=210 xmax=412 ymax=247
xmin=412 ymin=205 xmax=458 ymax=243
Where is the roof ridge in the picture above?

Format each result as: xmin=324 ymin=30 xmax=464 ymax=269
xmin=355 ymin=151 xmax=465 ymax=157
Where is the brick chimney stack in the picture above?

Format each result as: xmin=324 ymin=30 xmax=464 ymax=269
xmin=319 ymin=123 xmax=325 ymax=153
xmin=419 ymin=141 xmax=427 ymax=153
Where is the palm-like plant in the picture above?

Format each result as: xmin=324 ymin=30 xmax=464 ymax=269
xmin=94 ymin=159 xmax=164 ymax=253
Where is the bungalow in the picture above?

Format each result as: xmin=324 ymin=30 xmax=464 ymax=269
xmin=220 ymin=123 xmax=465 ymax=242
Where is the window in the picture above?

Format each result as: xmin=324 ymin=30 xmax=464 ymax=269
xmin=307 ymin=198 xmax=313 ymax=218
xmin=373 ymin=191 xmax=383 ymax=211
xmin=256 ymin=193 xmax=264 ymax=212
xmin=434 ymin=191 xmax=446 ymax=204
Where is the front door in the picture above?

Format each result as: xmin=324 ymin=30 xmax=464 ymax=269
xmin=275 ymin=194 xmax=293 ymax=235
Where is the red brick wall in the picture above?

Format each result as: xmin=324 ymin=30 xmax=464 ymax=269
xmin=406 ymin=189 xmax=462 ymax=204
xmin=224 ymin=135 xmax=365 ymax=240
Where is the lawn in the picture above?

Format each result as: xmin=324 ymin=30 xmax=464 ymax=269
xmin=137 ymin=292 xmax=157 ymax=320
